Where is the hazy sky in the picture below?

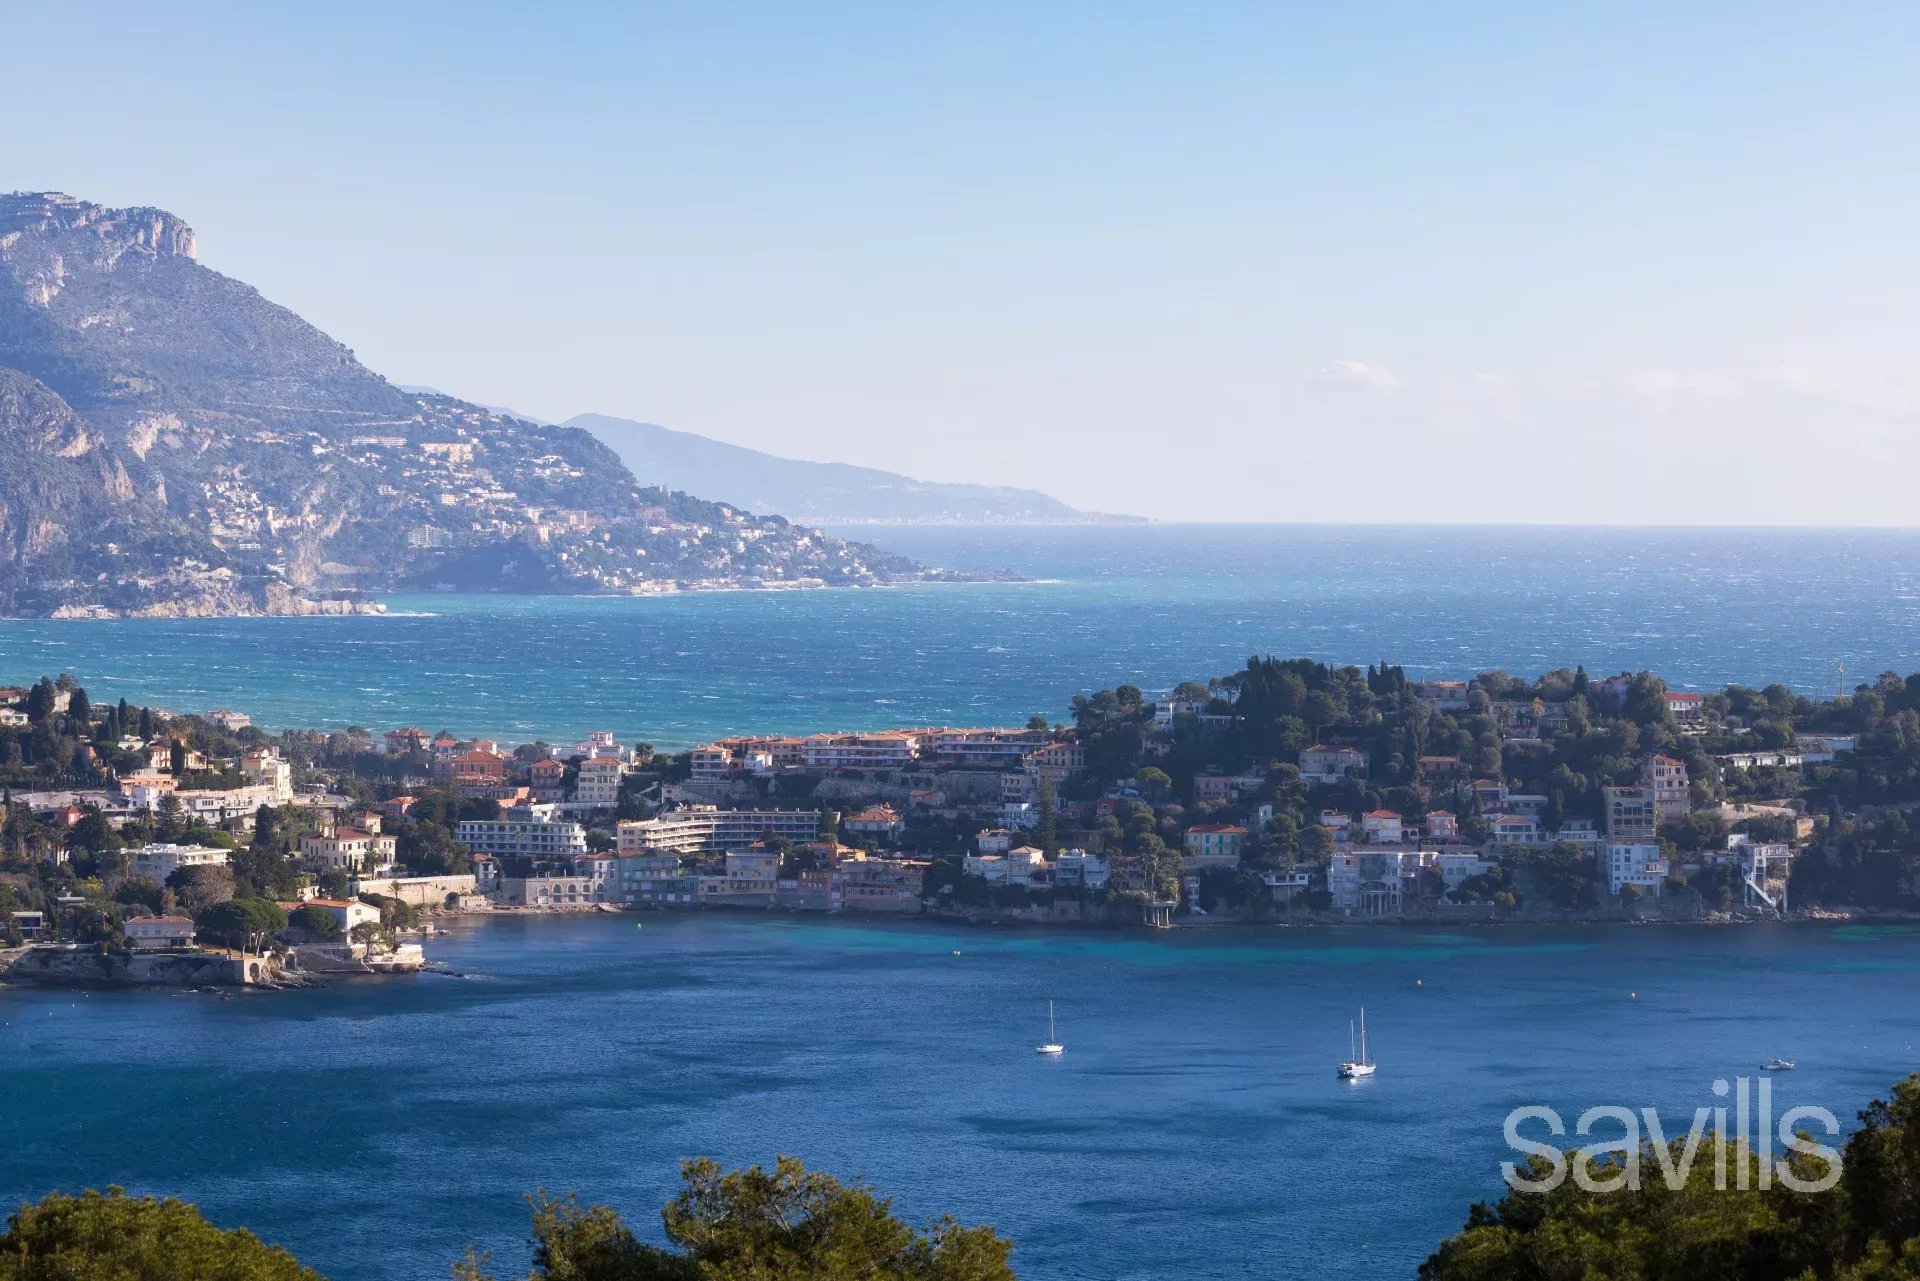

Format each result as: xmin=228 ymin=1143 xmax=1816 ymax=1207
xmin=6 ymin=2 xmax=1918 ymax=523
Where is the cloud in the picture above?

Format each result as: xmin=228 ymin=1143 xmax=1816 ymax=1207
xmin=1309 ymin=359 xmax=1402 ymax=394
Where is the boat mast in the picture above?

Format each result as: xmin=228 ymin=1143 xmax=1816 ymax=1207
xmin=1360 ymin=1007 xmax=1369 ymax=1065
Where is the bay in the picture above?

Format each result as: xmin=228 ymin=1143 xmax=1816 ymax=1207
xmin=3 ymin=916 xmax=1916 ymax=1280
xmin=1 ymin=524 xmax=1917 ymax=749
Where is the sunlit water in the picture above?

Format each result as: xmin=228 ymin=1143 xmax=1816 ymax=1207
xmin=0 ymin=525 xmax=1915 ymax=748
xmin=4 ymin=916 xmax=1918 ymax=1280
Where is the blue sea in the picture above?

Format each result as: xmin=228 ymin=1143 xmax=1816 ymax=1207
xmin=5 ymin=525 xmax=1920 ymax=1278
xmin=4 ymin=917 xmax=1918 ymax=1281
xmin=1 ymin=524 xmax=1917 ymax=748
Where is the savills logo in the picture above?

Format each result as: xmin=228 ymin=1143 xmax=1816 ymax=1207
xmin=1503 ymin=1076 xmax=1842 ymax=1194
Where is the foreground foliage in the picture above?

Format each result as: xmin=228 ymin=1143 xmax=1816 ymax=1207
xmin=458 ymin=1156 xmax=1016 ymax=1281
xmin=0 ymin=1159 xmax=1013 ymax=1281
xmin=0 ymin=1188 xmax=321 ymax=1281
xmin=1423 ymin=1074 xmax=1920 ymax=1280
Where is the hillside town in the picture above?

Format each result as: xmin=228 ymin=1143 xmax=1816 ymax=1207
xmin=1 ymin=657 xmax=1917 ymax=985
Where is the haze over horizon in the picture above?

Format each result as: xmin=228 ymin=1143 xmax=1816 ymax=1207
xmin=6 ymin=2 xmax=1917 ymax=525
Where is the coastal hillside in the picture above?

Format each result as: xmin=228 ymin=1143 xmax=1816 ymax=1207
xmin=0 ymin=192 xmax=944 ymax=617
xmin=571 ymin=412 xmax=1141 ymax=526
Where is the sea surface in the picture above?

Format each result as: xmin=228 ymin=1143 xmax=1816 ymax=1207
xmin=0 ymin=524 xmax=1916 ymax=749
xmin=4 ymin=916 xmax=1917 ymax=1280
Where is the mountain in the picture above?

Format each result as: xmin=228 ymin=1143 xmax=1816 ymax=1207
xmin=0 ymin=192 xmax=969 ymax=617
xmin=570 ymin=414 xmax=1141 ymax=526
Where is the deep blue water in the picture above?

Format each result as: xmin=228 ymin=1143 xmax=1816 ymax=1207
xmin=3 ymin=916 xmax=1918 ymax=1280
xmin=0 ymin=524 xmax=1915 ymax=749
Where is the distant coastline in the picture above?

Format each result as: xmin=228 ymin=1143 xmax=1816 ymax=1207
xmin=3 ymin=568 xmax=1033 ymax=622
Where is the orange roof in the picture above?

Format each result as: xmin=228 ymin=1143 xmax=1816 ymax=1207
xmin=1189 ymin=823 xmax=1248 ymax=835
xmin=1364 ymin=809 xmax=1401 ymax=820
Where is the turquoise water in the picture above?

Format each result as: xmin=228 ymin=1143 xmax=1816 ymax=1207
xmin=1 ymin=525 xmax=1917 ymax=748
xmin=3 ymin=917 xmax=1917 ymax=1280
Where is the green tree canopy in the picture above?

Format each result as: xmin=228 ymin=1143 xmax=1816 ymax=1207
xmin=286 ymin=903 xmax=340 ymax=937
xmin=459 ymin=1156 xmax=1015 ymax=1281
xmin=195 ymin=898 xmax=288 ymax=950
xmin=0 ymin=1187 xmax=322 ymax=1281
xmin=1423 ymin=1073 xmax=1920 ymax=1281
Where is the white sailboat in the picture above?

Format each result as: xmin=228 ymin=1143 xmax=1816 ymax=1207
xmin=1338 ymin=1007 xmax=1376 ymax=1078
xmin=1036 ymin=1000 xmax=1064 ymax=1055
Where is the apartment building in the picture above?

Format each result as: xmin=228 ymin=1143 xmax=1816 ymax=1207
xmin=1643 ymin=754 xmax=1691 ymax=821
xmin=799 ymin=732 xmax=919 ymax=771
xmin=1603 ymin=843 xmax=1668 ymax=895
xmin=1603 ymin=785 xmax=1660 ymax=841
xmin=1299 ymin=745 xmax=1368 ymax=785
xmin=573 ymin=757 xmax=626 ymax=807
xmin=617 ymin=806 xmax=821 ymax=854
xmin=299 ymin=827 xmax=399 ymax=874
xmin=129 ymin=842 xmax=230 ymax=881
xmin=454 ymin=819 xmax=588 ymax=859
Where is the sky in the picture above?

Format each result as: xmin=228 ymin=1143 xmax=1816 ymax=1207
xmin=5 ymin=1 xmax=1919 ymax=524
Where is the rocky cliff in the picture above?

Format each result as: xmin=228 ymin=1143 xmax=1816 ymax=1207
xmin=0 ymin=192 xmax=948 ymax=617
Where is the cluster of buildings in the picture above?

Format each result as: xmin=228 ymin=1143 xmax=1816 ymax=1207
xmin=461 ymin=810 xmax=928 ymax=916
xmin=686 ymin=728 xmax=1084 ymax=799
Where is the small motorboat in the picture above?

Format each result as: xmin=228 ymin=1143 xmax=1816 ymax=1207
xmin=1761 ymin=1057 xmax=1797 ymax=1071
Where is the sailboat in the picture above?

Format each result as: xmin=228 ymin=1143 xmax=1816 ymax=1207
xmin=1337 ymin=1008 xmax=1376 ymax=1078
xmin=1035 ymin=1000 xmax=1064 ymax=1055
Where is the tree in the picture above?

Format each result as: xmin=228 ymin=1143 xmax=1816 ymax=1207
xmin=0 ymin=1187 xmax=322 ymax=1281
xmin=252 ymin=804 xmax=280 ymax=850
xmin=168 ymin=864 xmax=237 ymax=914
xmin=24 ymin=678 xmax=55 ymax=725
xmin=287 ymin=903 xmax=341 ymax=937
xmin=194 ymin=898 xmax=288 ymax=950
xmin=1035 ymin=778 xmax=1059 ymax=858
xmin=1422 ymin=1073 xmax=1920 ymax=1281
xmin=457 ymin=1156 xmax=1015 ymax=1281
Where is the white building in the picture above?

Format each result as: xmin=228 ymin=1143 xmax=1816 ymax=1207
xmin=573 ymin=757 xmax=626 ymax=807
xmin=1491 ymin=814 xmax=1544 ymax=848
xmin=965 ymin=847 xmax=1050 ymax=885
xmin=1360 ymin=810 xmax=1403 ymax=843
xmin=1053 ymin=849 xmax=1110 ymax=889
xmin=455 ymin=820 xmax=588 ymax=860
xmin=1299 ymin=745 xmax=1368 ymax=785
xmin=1433 ymin=852 xmax=1496 ymax=892
xmin=306 ymin=898 xmax=383 ymax=932
xmin=241 ymin=748 xmax=294 ymax=804
xmin=800 ymin=732 xmax=919 ymax=771
xmin=1602 ymin=843 xmax=1668 ymax=896
xmin=129 ymin=842 xmax=231 ymax=881
xmin=617 ymin=807 xmax=821 ymax=854
xmin=124 ymin=915 xmax=196 ymax=950
xmin=299 ymin=827 xmax=399 ymax=875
